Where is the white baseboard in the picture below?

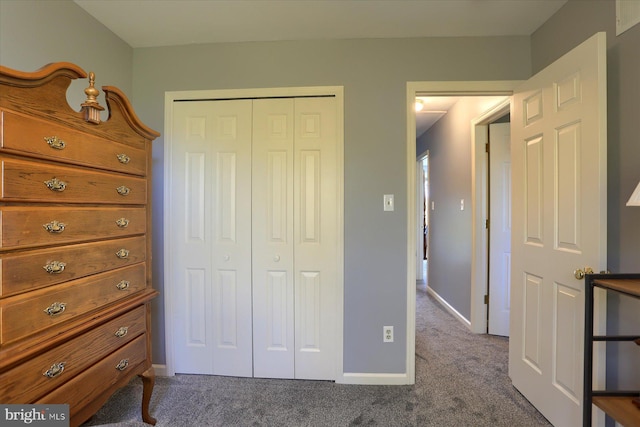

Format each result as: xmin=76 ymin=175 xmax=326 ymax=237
xmin=153 ymin=364 xmax=170 ymax=376
xmin=338 ymin=372 xmax=411 ymax=385
xmin=155 ymin=364 xmax=409 ymax=385
xmin=426 ymin=287 xmax=471 ymax=329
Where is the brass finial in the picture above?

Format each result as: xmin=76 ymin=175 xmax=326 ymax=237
xmin=84 ymin=71 xmax=99 ymax=105
xmin=81 ymin=70 xmax=104 ymax=124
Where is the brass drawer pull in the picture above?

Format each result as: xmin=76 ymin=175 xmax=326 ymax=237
xmin=115 ymin=249 xmax=130 ymax=259
xmin=44 ymin=136 xmax=66 ymax=150
xmin=43 ymin=220 xmax=66 ymax=233
xmin=115 ymin=359 xmax=129 ymax=371
xmin=116 ymin=153 xmax=131 ymax=164
xmin=116 ymin=186 xmax=130 ymax=196
xmin=115 ymin=217 xmax=130 ymax=228
xmin=44 ymin=178 xmax=67 ymax=192
xmin=116 ymin=280 xmax=130 ymax=290
xmin=43 ymin=261 xmax=66 ymax=274
xmin=44 ymin=301 xmax=67 ymax=316
xmin=43 ymin=362 xmax=66 ymax=378
xmin=114 ymin=326 xmax=129 ymax=338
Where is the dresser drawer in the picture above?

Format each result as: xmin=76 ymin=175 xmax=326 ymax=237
xmin=0 ymin=263 xmax=146 ymax=345
xmin=0 ymin=236 xmax=146 ymax=296
xmin=0 ymin=206 xmax=146 ymax=249
xmin=0 ymin=306 xmax=146 ymax=403
xmin=38 ymin=335 xmax=147 ymax=418
xmin=0 ymin=157 xmax=146 ymax=204
xmin=1 ymin=110 xmax=147 ymax=176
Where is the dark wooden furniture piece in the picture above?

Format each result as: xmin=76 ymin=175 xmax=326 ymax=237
xmin=0 ymin=62 xmax=159 ymax=426
xmin=583 ymin=274 xmax=640 ymax=427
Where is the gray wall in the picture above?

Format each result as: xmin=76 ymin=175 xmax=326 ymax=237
xmin=1 ymin=0 xmax=533 ymax=375
xmin=132 ymin=38 xmax=531 ymax=372
xmin=531 ymin=0 xmax=640 ymax=393
xmin=0 ymin=0 xmax=133 ymax=108
xmin=1 ymin=0 xmax=635 ymax=393
xmin=416 ymin=97 xmax=506 ymax=320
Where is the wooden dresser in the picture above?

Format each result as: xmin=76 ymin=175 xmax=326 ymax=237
xmin=0 ymin=62 xmax=159 ymax=426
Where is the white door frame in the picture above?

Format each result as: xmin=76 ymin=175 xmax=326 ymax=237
xmin=405 ymin=81 xmax=520 ymax=383
xmin=163 ymin=86 xmax=345 ymax=380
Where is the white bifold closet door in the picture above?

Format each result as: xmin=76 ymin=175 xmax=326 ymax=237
xmin=171 ymin=96 xmax=337 ymax=380
xmin=171 ymin=99 xmax=254 ymax=377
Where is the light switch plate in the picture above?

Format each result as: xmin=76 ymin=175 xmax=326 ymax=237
xmin=384 ymin=194 xmax=394 ymax=211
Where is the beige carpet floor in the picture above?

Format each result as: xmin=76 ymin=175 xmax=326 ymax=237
xmin=83 ymin=286 xmax=551 ymax=426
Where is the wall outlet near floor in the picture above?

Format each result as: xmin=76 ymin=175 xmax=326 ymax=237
xmin=383 ymin=326 xmax=394 ymax=343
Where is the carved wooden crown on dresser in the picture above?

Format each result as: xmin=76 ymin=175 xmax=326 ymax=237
xmin=0 ymin=62 xmax=160 ymax=426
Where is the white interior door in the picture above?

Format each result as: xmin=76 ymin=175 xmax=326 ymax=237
xmin=170 ymin=95 xmax=338 ymax=380
xmin=509 ymin=32 xmax=607 ymax=427
xmin=488 ymin=122 xmax=511 ymax=337
xmin=171 ymin=100 xmax=254 ymax=377
xmin=293 ymin=96 xmax=338 ymax=380
xmin=416 ymin=158 xmax=426 ymax=282
xmin=252 ymin=98 xmax=295 ymax=378
xmin=252 ymin=97 xmax=338 ymax=380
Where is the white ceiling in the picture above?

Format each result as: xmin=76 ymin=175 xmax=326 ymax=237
xmin=73 ymin=0 xmax=566 ymax=135
xmin=415 ymin=96 xmax=459 ymax=137
xmin=74 ymin=0 xmax=567 ymax=48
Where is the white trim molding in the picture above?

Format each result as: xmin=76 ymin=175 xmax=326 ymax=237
xmin=426 ymin=287 xmax=471 ymax=329
xmin=153 ymin=364 xmax=169 ymax=377
xmin=340 ymin=373 xmax=412 ymax=385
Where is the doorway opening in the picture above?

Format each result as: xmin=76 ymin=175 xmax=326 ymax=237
xmin=408 ymin=35 xmax=607 ymax=423
xmin=405 ymin=81 xmax=521 ymax=383
xmin=414 ymin=94 xmax=511 ymax=334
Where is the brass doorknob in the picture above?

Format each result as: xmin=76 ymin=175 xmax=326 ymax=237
xmin=574 ymin=267 xmax=594 ymax=280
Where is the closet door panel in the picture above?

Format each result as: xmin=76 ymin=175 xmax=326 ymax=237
xmin=300 ymin=151 xmax=321 ymax=242
xmin=170 ymin=100 xmax=253 ymax=377
xmin=169 ymin=103 xmax=211 ymax=374
xmin=209 ymin=101 xmax=253 ymax=377
xmin=294 ymin=97 xmax=338 ymax=380
xmin=252 ymin=98 xmax=295 ymax=378
xmin=265 ymin=271 xmax=290 ymax=352
xmin=298 ymin=271 xmax=321 ymax=350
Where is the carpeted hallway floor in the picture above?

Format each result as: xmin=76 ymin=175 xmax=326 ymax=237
xmin=83 ymin=285 xmax=552 ymax=426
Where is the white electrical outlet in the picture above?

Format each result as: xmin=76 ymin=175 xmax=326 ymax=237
xmin=383 ymin=326 xmax=394 ymax=343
